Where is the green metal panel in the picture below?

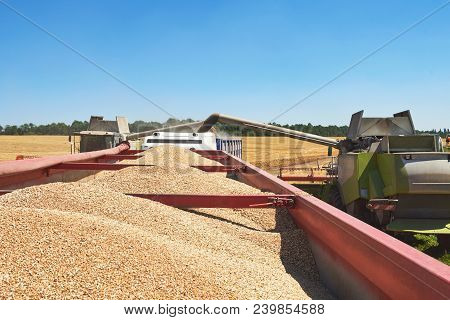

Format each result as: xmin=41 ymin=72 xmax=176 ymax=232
xmin=387 ymin=219 xmax=450 ymax=234
xmin=340 ymin=155 xmax=360 ymax=205
xmin=376 ymin=154 xmax=410 ymax=197
xmin=340 ymin=153 xmax=413 ymax=205
xmin=368 ymin=169 xmax=384 ymax=199
xmin=339 ymin=155 xmax=359 ymax=205
xmin=341 ymin=152 xmax=383 ymax=205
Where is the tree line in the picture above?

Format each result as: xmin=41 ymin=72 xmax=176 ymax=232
xmin=0 ymin=121 xmax=89 ymax=136
xmin=215 ymin=123 xmax=350 ymax=137
xmin=0 ymin=119 xmax=448 ymax=137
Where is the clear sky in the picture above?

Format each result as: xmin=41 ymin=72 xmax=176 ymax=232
xmin=0 ymin=0 xmax=449 ymax=129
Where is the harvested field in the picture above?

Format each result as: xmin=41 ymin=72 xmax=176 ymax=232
xmin=242 ymin=136 xmax=340 ymax=174
xmin=0 ymin=146 xmax=330 ymax=299
xmin=0 ymin=135 xmax=70 ymax=161
xmin=0 ymin=135 xmax=341 ymax=174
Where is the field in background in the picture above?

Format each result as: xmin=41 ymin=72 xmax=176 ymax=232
xmin=242 ymin=136 xmax=339 ymax=174
xmin=0 ymin=136 xmax=71 ymax=161
xmin=1 ymin=135 xmax=447 ymax=170
xmin=0 ymin=135 xmax=337 ymax=169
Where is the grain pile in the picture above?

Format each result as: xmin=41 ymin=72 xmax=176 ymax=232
xmin=87 ymin=165 xmax=283 ymax=230
xmin=123 ymin=145 xmax=222 ymax=167
xmin=0 ymin=145 xmax=330 ymax=299
xmin=89 ymin=145 xmax=281 ymax=230
xmin=89 ymin=165 xmax=259 ymax=195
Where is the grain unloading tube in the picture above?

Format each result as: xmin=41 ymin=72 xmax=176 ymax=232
xmin=197 ymin=113 xmax=340 ymax=148
xmin=125 ymin=113 xmax=339 ymax=148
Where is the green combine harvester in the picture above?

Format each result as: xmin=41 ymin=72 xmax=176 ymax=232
xmin=191 ymin=110 xmax=450 ymax=239
xmin=331 ymin=110 xmax=449 ymax=239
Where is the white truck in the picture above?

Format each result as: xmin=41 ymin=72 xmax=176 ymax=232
xmin=140 ymin=131 xmax=242 ymax=158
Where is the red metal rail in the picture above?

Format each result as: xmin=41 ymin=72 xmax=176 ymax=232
xmin=0 ymin=143 xmax=131 ymax=190
xmin=192 ymin=149 xmax=244 ymax=166
xmin=0 ymin=189 xmax=294 ymax=208
xmin=191 ymin=165 xmax=243 ymax=172
xmin=99 ymin=154 xmax=143 ymax=160
xmin=278 ymin=175 xmax=330 ymax=182
xmin=49 ymin=162 xmax=241 ymax=173
xmin=117 ymin=149 xmax=142 ymax=155
xmin=212 ymin=151 xmax=450 ymax=299
xmin=127 ymin=194 xmax=295 ymax=208
xmin=50 ymin=162 xmax=155 ymax=171
xmin=15 ymin=155 xmax=41 ymax=160
xmin=278 ymin=166 xmax=332 ymax=182
xmin=0 ymin=143 xmax=130 ymax=177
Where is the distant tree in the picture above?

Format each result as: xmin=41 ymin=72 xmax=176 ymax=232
xmin=0 ymin=118 xmax=443 ymax=137
xmin=70 ymin=120 xmax=89 ymax=134
xmin=164 ymin=118 xmax=180 ymax=127
xmin=4 ymin=125 xmax=18 ymax=135
xmin=17 ymin=123 xmax=35 ymax=135
xmin=130 ymin=120 xmax=162 ymax=133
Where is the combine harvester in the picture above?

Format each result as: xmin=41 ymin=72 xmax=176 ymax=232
xmin=197 ymin=111 xmax=450 ymax=239
xmin=0 ymin=111 xmax=449 ymax=299
xmin=70 ymin=115 xmax=243 ymax=157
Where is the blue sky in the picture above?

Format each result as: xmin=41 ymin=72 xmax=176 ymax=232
xmin=0 ymin=0 xmax=449 ymax=129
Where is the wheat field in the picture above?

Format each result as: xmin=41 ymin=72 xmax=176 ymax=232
xmin=0 ymin=136 xmax=335 ymax=171
xmin=0 ymin=136 xmax=71 ymax=161
xmin=242 ymin=136 xmax=339 ymax=174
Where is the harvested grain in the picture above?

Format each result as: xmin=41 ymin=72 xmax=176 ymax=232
xmin=0 ymin=183 xmax=330 ymax=299
xmin=89 ymin=145 xmax=284 ymax=230
xmin=87 ymin=164 xmax=286 ymax=230
xmin=88 ymin=165 xmax=261 ymax=195
xmin=0 ymin=145 xmax=331 ymax=299
xmin=123 ymin=145 xmax=222 ymax=167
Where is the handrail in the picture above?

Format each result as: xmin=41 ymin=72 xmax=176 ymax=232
xmin=0 ymin=142 xmax=130 ymax=177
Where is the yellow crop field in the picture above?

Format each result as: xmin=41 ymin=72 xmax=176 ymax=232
xmin=0 ymin=135 xmax=337 ymax=173
xmin=0 ymin=135 xmax=71 ymax=161
xmin=242 ymin=136 xmax=339 ymax=174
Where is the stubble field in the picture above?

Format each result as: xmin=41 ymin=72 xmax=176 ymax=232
xmin=0 ymin=136 xmax=71 ymax=161
xmin=0 ymin=136 xmax=336 ymax=172
xmin=242 ymin=136 xmax=339 ymax=174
